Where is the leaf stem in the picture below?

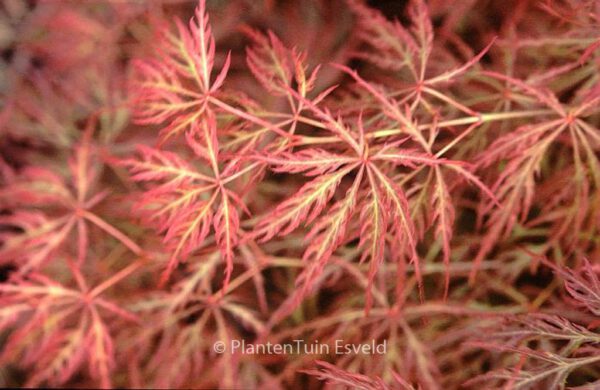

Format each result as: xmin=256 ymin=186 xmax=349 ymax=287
xmin=297 ymin=109 xmax=554 ymax=145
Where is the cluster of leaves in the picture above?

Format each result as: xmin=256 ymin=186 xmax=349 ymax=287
xmin=0 ymin=0 xmax=599 ymax=388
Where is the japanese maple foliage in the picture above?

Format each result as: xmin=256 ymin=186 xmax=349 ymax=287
xmin=0 ymin=0 xmax=599 ymax=389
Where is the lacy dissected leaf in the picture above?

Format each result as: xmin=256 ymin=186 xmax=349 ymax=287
xmin=466 ymin=347 xmax=600 ymax=390
xmin=468 ymin=314 xmax=600 ymax=390
xmin=348 ymin=0 xmax=494 ymax=117
xmin=0 ymin=262 xmax=139 ymax=388
xmin=122 ymin=115 xmax=244 ymax=287
xmin=0 ymin=211 xmax=75 ymax=272
xmin=0 ymin=141 xmax=140 ymax=271
xmin=553 ymin=259 xmax=600 ymax=317
xmin=244 ymin=28 xmax=294 ymax=96
xmin=127 ymin=254 xmax=265 ymax=389
xmin=254 ymin=109 xmax=440 ymax=312
xmin=472 ymin=72 xmax=600 ymax=281
xmin=348 ymin=0 xmax=430 ymax=76
xmin=492 ymin=314 xmax=600 ymax=346
xmin=133 ymin=0 xmax=231 ymax=142
xmin=254 ymin=84 xmax=497 ymax=311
